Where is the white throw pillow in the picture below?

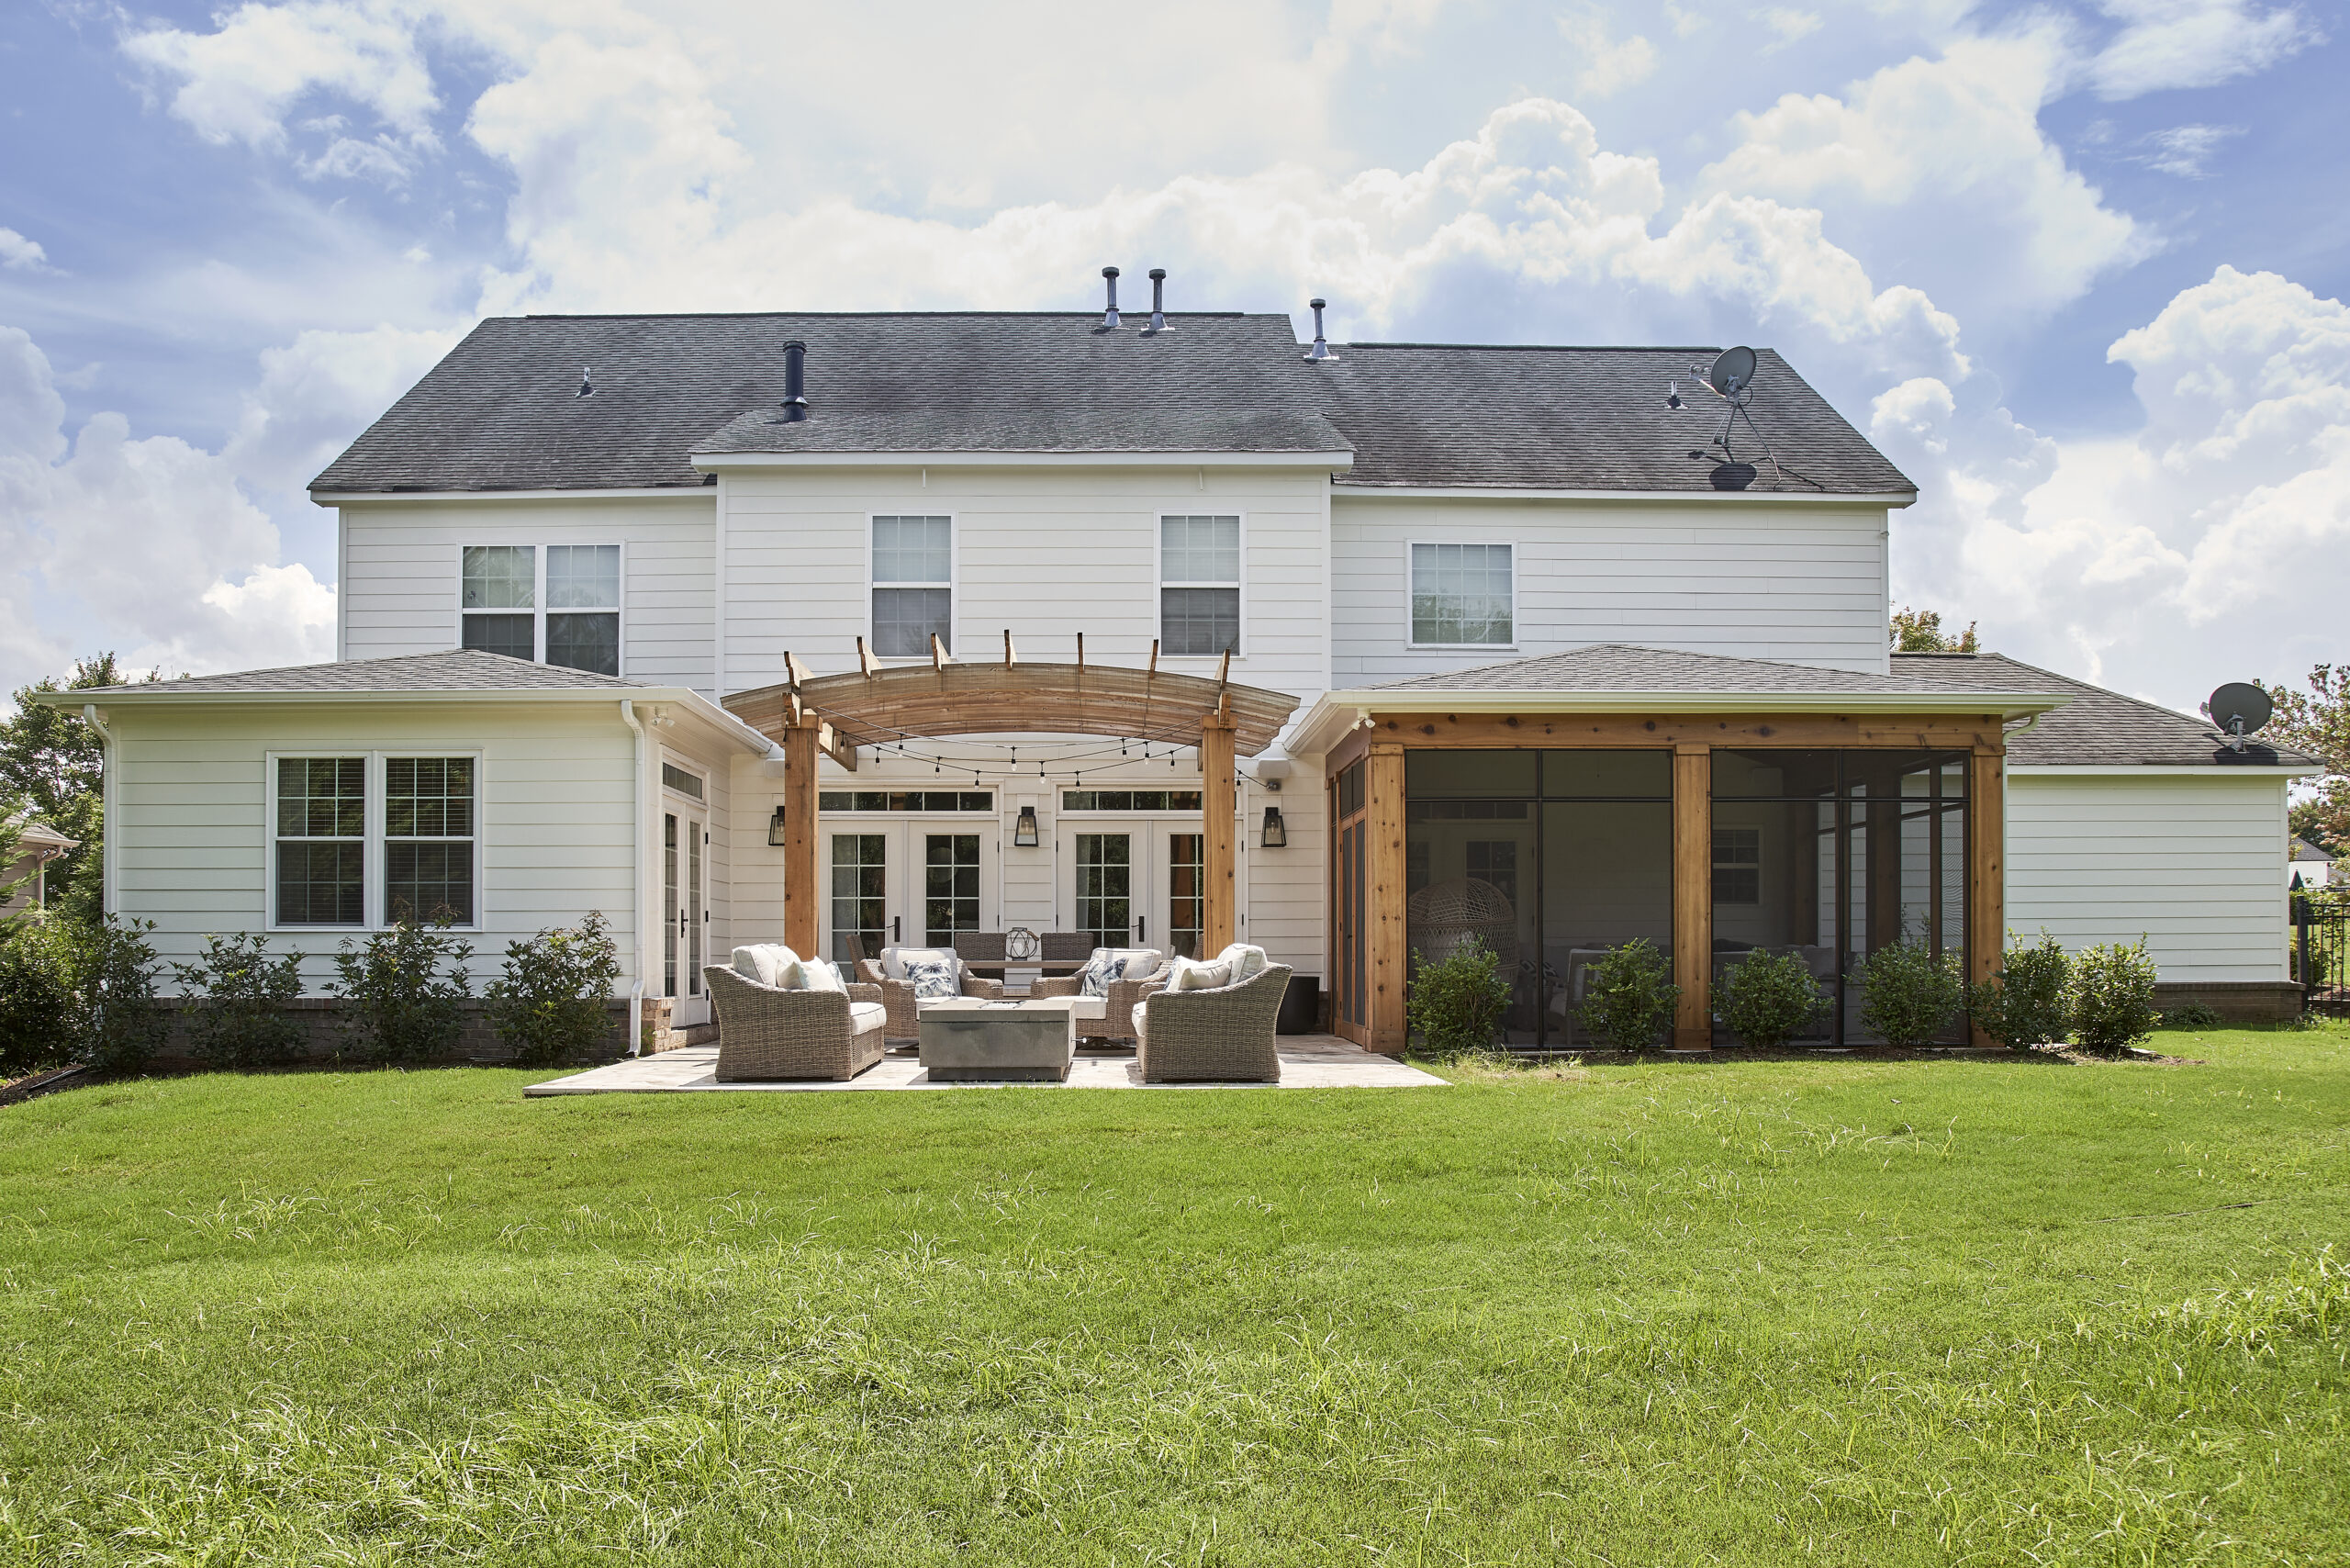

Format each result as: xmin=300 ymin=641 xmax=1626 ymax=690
xmin=1114 ymin=947 xmax=1163 ymax=977
xmin=1167 ymin=956 xmax=1236 ymax=992
xmin=883 ymin=946 xmax=956 ymax=982
xmin=732 ymin=944 xmax=799 ymax=988
xmin=778 ymin=954 xmax=845 ymax=992
xmin=1215 ymin=943 xmax=1270 ymax=982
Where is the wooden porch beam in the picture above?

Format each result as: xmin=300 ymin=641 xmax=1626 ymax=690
xmin=1202 ymin=712 xmax=1237 ymax=955
xmin=1366 ymin=741 xmax=1407 ymax=1056
xmin=1968 ymin=745 xmax=2006 ymax=1047
xmin=782 ymin=717 xmax=820 ymax=959
xmin=1673 ymin=744 xmax=1712 ymax=1049
xmin=1358 ymin=711 xmax=2007 ymax=751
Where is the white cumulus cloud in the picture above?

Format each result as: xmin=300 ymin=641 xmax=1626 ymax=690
xmin=2087 ymin=0 xmax=2321 ymax=99
xmin=121 ymin=0 xmax=438 ymax=151
xmin=0 ymin=229 xmax=48 ymax=272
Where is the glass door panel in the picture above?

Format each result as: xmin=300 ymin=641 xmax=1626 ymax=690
xmin=923 ymin=832 xmax=982 ymax=946
xmin=831 ymin=833 xmax=890 ymax=965
xmin=663 ymin=813 xmax=679 ymax=995
xmin=686 ymin=816 xmax=704 ymax=996
xmin=1165 ymin=833 xmax=1204 ymax=959
xmin=1073 ymin=832 xmax=1135 ymax=948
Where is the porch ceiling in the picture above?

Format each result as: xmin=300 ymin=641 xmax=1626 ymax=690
xmin=724 ymin=660 xmax=1300 ymax=756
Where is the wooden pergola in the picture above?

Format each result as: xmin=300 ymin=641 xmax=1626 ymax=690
xmin=723 ymin=640 xmax=1299 ymax=961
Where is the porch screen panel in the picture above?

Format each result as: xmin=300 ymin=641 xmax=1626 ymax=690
xmin=831 ymin=834 xmax=889 ymax=964
xmin=1538 ymin=752 xmax=1673 ymax=1050
xmin=1073 ymin=834 xmax=1131 ymax=948
xmin=275 ymin=757 xmax=364 ymax=925
xmin=385 ymin=756 xmax=476 ymax=925
xmin=1405 ymin=752 xmax=1540 ymax=1047
xmin=923 ymin=834 xmax=980 ymax=946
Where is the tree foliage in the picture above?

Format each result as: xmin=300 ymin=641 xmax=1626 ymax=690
xmin=1890 ymin=607 xmax=1980 ymax=654
xmin=2263 ymin=664 xmax=2349 ymax=857
xmin=0 ymin=654 xmax=155 ymax=922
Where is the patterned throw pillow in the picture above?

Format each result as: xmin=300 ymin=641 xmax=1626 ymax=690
xmin=1079 ymin=948 xmax=1129 ymax=998
xmin=902 ymin=956 xmax=960 ymax=1000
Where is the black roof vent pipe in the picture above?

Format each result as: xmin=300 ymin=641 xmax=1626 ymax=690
xmin=1145 ymin=268 xmax=1170 ymax=334
xmin=1100 ymin=266 xmax=1121 ymax=330
xmin=1303 ymin=298 xmax=1339 ymax=363
xmin=780 ymin=340 xmax=808 ymax=422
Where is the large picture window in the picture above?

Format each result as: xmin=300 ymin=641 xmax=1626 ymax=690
xmin=461 ymin=543 xmax=621 ymax=675
xmin=1410 ymin=542 xmax=1514 ymax=647
xmin=275 ymin=757 xmax=365 ymax=925
xmin=871 ymin=515 xmax=952 ymax=657
xmin=1160 ymin=514 xmax=1240 ymax=657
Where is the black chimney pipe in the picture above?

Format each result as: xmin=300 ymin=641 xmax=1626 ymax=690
xmin=1101 ymin=266 xmax=1121 ymax=330
xmin=781 ymin=340 xmax=808 ymax=421
xmin=1146 ymin=267 xmax=1169 ymax=333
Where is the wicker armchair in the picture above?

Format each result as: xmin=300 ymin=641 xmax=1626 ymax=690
xmin=1080 ymin=959 xmax=1173 ymax=1043
xmin=705 ymin=966 xmax=888 ymax=1081
xmin=855 ymin=956 xmax=1004 ymax=1040
xmin=1133 ymin=963 xmax=1292 ymax=1082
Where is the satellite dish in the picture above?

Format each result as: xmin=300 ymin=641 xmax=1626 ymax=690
xmin=1707 ymin=346 xmax=1758 ymax=397
xmin=2205 ymin=682 xmax=2272 ymax=748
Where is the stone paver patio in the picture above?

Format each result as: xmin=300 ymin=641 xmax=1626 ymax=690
xmin=525 ymin=1034 xmax=1446 ymax=1095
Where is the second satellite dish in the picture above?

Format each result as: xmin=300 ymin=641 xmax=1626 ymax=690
xmin=2206 ymin=681 xmax=2273 ymax=743
xmin=1707 ymin=345 xmax=1758 ymax=397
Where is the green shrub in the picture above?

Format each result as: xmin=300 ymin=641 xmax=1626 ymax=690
xmin=1406 ymin=937 xmax=1512 ymax=1056
xmin=171 ymin=933 xmax=307 ymax=1070
xmin=486 ymin=912 xmax=623 ymax=1066
xmin=1714 ymin=947 xmax=1828 ymax=1049
xmin=1576 ymin=938 xmax=1681 ymax=1052
xmin=0 ymin=918 xmax=72 ymax=1079
xmin=2070 ymin=938 xmax=2160 ymax=1057
xmin=1967 ymin=928 xmax=2073 ymax=1049
xmin=332 ymin=917 xmax=474 ymax=1065
xmin=53 ymin=914 xmax=167 ymax=1073
xmin=2160 ymin=1002 xmax=2224 ymax=1030
xmin=1853 ymin=941 xmax=1966 ymax=1048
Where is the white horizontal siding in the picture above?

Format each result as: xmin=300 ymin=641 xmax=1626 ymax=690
xmin=2005 ymin=772 xmax=2291 ymax=983
xmin=1330 ymin=497 xmax=1893 ymax=681
xmin=340 ymin=496 xmax=717 ymax=691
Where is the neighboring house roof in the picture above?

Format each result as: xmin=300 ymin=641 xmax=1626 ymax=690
xmin=1317 ymin=345 xmax=1912 ymax=495
xmin=64 ymin=649 xmax=642 ymax=696
xmin=309 ymin=312 xmax=1909 ymax=498
xmin=2291 ymin=836 xmax=2336 ymax=864
xmin=6 ymin=819 xmax=78 ymax=855
xmin=1889 ymin=653 xmax=2320 ymax=769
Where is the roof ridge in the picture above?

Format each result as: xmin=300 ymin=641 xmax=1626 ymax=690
xmin=514 ymin=309 xmax=1267 ymax=321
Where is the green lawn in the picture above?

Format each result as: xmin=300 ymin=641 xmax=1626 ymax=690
xmin=3 ymin=1030 xmax=2347 ymax=1566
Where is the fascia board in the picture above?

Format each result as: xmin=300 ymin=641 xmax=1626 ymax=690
xmin=688 ymin=450 xmax=1357 ymax=471
xmin=312 ymin=487 xmax=715 ymax=503
xmin=2009 ymin=763 xmax=2322 ymax=778
xmin=1333 ymin=485 xmax=1916 ymax=507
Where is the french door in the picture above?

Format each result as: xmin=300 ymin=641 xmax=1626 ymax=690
xmin=1060 ymin=823 xmax=1206 ymax=958
xmin=824 ymin=822 xmax=996 ymax=967
xmin=663 ymin=809 xmax=709 ymax=1025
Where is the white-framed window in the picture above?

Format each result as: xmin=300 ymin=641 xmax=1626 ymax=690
xmin=1408 ymin=542 xmax=1515 ymax=647
xmin=1160 ymin=514 xmax=1241 ymax=657
xmin=870 ymin=515 xmax=953 ymax=657
xmin=460 ymin=543 xmax=622 ymax=676
xmin=269 ymin=753 xmax=482 ymax=930
xmin=1713 ymin=825 xmax=1761 ymax=905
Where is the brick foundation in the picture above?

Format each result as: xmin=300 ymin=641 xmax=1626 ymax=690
xmin=2153 ymin=980 xmax=2303 ymax=1025
xmin=153 ymin=994 xmax=683 ymax=1068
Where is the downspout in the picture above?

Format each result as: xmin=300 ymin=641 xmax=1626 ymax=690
xmin=620 ymin=700 xmax=649 ymax=1056
xmin=82 ymin=705 xmax=114 ymax=917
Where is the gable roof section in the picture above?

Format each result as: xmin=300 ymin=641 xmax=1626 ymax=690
xmin=65 ymin=649 xmax=643 ymax=696
xmin=310 ymin=313 xmax=1910 ymax=497
xmin=1317 ymin=345 xmax=1912 ymax=496
xmin=1890 ymin=653 xmax=2318 ymax=768
xmin=1369 ymin=643 xmax=1982 ymax=697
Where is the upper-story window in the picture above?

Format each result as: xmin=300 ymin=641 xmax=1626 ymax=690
xmin=871 ymin=515 xmax=952 ymax=657
xmin=460 ymin=544 xmax=621 ymax=676
xmin=1410 ymin=542 xmax=1514 ymax=647
xmin=1160 ymin=514 xmax=1239 ymax=657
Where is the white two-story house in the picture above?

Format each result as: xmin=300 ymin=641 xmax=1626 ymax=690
xmin=58 ymin=287 xmax=2314 ymax=1052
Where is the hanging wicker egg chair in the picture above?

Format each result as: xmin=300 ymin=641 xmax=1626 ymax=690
xmin=1406 ymin=877 xmax=1520 ymax=975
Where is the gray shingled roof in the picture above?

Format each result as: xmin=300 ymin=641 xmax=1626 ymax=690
xmin=1319 ymin=345 xmax=1912 ymax=495
xmin=1366 ymin=643 xmax=2007 ymax=698
xmin=71 ymin=650 xmax=644 ymax=696
xmin=1892 ymin=653 xmax=2317 ymax=768
xmin=310 ymin=313 xmax=1909 ymax=496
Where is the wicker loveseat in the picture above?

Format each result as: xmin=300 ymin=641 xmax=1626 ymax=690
xmin=855 ymin=947 xmax=1005 ymax=1040
xmin=704 ymin=964 xmax=889 ymax=1081
xmin=1132 ymin=962 xmax=1292 ymax=1082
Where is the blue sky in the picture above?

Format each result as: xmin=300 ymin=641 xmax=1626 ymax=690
xmin=2 ymin=0 xmax=2343 ymax=714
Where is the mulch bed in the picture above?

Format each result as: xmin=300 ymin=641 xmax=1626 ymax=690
xmin=0 ymin=1065 xmax=97 ymax=1105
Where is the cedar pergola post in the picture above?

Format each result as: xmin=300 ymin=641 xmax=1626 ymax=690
xmin=1366 ymin=740 xmax=1408 ymax=1054
xmin=1201 ymin=710 xmax=1237 ymax=953
xmin=1673 ymin=743 xmax=1713 ymax=1049
xmin=783 ymin=715 xmax=821 ymax=959
xmin=1968 ymin=744 xmax=2005 ymax=1047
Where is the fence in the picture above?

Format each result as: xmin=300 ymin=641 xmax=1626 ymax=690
xmin=2294 ymin=890 xmax=2348 ymax=1014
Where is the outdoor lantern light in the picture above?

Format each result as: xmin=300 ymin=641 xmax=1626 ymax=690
xmin=768 ymin=805 xmax=789 ymax=847
xmin=1013 ymin=805 xmax=1039 ymax=847
xmin=1260 ymin=806 xmax=1287 ymax=848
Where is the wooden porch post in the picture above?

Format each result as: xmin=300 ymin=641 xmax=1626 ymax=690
xmin=783 ymin=718 xmax=821 ymax=959
xmin=1968 ymin=744 xmax=2005 ymax=1047
xmin=1201 ymin=712 xmax=1237 ymax=953
xmin=1367 ymin=740 xmax=1408 ymax=1055
xmin=1673 ymin=744 xmax=1713 ymax=1049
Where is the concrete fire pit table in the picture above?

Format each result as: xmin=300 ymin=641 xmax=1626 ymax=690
xmin=917 ymin=997 xmax=1080 ymax=1082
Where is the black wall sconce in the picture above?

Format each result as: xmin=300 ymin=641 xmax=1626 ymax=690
xmin=1013 ymin=805 xmax=1040 ymax=846
xmin=768 ymin=805 xmax=789 ymax=846
xmin=1259 ymin=806 xmax=1287 ymax=848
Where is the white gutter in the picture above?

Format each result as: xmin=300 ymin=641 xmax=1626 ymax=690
xmin=689 ymin=450 xmax=1357 ymax=471
xmin=2009 ymin=764 xmax=2322 ymax=778
xmin=619 ymin=700 xmax=651 ymax=1048
xmin=314 ymin=487 xmax=716 ymax=504
xmin=1333 ymin=485 xmax=1918 ymax=507
xmin=81 ymin=704 xmax=114 ymax=917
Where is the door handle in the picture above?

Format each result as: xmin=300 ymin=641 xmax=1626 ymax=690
xmin=892 ymin=915 xmax=901 ymax=942
xmin=1136 ymin=916 xmax=1146 ymax=941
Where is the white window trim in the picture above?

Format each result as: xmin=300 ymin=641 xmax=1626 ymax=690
xmin=264 ymin=750 xmax=487 ymax=934
xmin=866 ymin=511 xmax=957 ymax=663
xmin=1712 ymin=823 xmax=1762 ymax=906
xmin=1155 ymin=510 xmax=1248 ymax=661
xmin=453 ymin=542 xmax=629 ymax=676
xmin=1404 ymin=538 xmax=1519 ymax=652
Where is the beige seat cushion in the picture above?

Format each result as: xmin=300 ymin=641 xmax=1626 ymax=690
xmin=848 ymin=1002 xmax=888 ymax=1034
xmin=732 ymin=944 xmax=799 ymax=987
xmin=1167 ymin=955 xmax=1235 ymax=992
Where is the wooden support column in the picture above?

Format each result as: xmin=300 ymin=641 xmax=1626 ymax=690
xmin=1201 ymin=713 xmax=1237 ymax=954
xmin=1673 ymin=744 xmax=1713 ymax=1049
xmin=1367 ymin=741 xmax=1408 ymax=1056
xmin=1968 ymin=745 xmax=2006 ymax=1047
xmin=783 ymin=718 xmax=821 ymax=959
